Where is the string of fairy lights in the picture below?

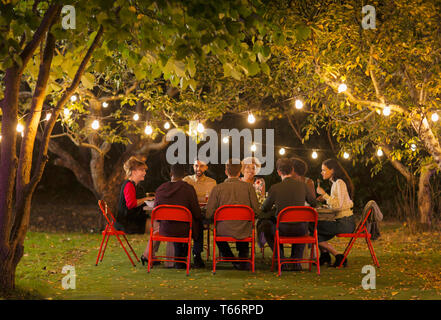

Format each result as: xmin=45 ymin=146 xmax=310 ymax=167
xmin=4 ymin=82 xmax=440 ymax=160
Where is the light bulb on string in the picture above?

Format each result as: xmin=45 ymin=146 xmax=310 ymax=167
xmin=16 ymin=123 xmax=24 ymax=133
xmin=410 ymin=144 xmax=417 ymax=152
xmin=133 ymin=113 xmax=139 ymax=121
xmin=311 ymin=151 xmax=318 ymax=159
xmin=91 ymin=119 xmax=100 ymax=130
xmin=247 ymin=113 xmax=256 ymax=124
xmin=251 ymin=144 xmax=257 ymax=152
xmin=102 ymin=101 xmax=108 ymax=108
xmin=382 ymin=106 xmax=391 ymax=116
xmin=222 ymin=136 xmax=229 ymax=144
xmin=343 ymin=152 xmax=350 ymax=159
xmin=144 ymin=124 xmax=153 ymax=135
xmin=197 ymin=122 xmax=205 ymax=133
xmin=295 ymin=99 xmax=303 ymax=110
xmin=279 ymin=148 xmax=286 ymax=155
xmin=377 ymin=148 xmax=383 ymax=157
xmin=337 ymin=83 xmax=347 ymax=93
xmin=432 ymin=112 xmax=439 ymax=122
xmin=164 ymin=122 xmax=171 ymax=130
xmin=45 ymin=113 xmax=52 ymax=121
xmin=70 ymin=95 xmax=78 ymax=102
xmin=64 ymin=108 xmax=71 ymax=117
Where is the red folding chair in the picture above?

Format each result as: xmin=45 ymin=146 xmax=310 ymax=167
xmin=271 ymin=206 xmax=320 ymax=276
xmin=336 ymin=208 xmax=380 ymax=268
xmin=212 ymin=205 xmax=255 ymax=274
xmin=147 ymin=205 xmax=193 ymax=276
xmin=95 ymin=200 xmax=140 ymax=267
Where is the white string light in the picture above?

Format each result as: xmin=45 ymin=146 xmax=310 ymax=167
xmin=250 ymin=143 xmax=257 ymax=152
xmin=382 ymin=106 xmax=391 ymax=116
xmin=337 ymin=83 xmax=347 ymax=93
xmin=133 ymin=113 xmax=139 ymax=121
xmin=197 ymin=122 xmax=205 ymax=133
xmin=16 ymin=123 xmax=24 ymax=133
xmin=70 ymin=95 xmax=77 ymax=102
xmin=376 ymin=148 xmax=383 ymax=157
xmin=432 ymin=112 xmax=439 ymax=122
xmin=64 ymin=108 xmax=71 ymax=117
xmin=222 ymin=136 xmax=229 ymax=144
xmin=410 ymin=143 xmax=417 ymax=152
xmin=279 ymin=147 xmax=286 ymax=155
xmin=247 ymin=113 xmax=256 ymax=124
xmin=45 ymin=113 xmax=52 ymax=121
xmin=144 ymin=124 xmax=153 ymax=135
xmin=91 ymin=119 xmax=100 ymax=130
xmin=102 ymin=101 xmax=108 ymax=108
xmin=311 ymin=151 xmax=318 ymax=159
xmin=295 ymin=99 xmax=303 ymax=110
xmin=164 ymin=122 xmax=171 ymax=130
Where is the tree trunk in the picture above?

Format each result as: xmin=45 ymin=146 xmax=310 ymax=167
xmin=417 ymin=165 xmax=436 ymax=227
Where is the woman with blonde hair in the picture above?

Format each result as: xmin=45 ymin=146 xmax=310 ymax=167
xmin=115 ymin=156 xmax=152 ymax=234
xmin=240 ymin=156 xmax=265 ymax=203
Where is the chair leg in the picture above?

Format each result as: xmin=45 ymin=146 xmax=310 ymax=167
xmin=206 ymin=227 xmax=210 ymax=261
xmin=338 ymin=237 xmax=357 ymax=268
xmin=96 ymin=233 xmax=106 ymax=265
xmin=186 ymin=240 xmax=191 ymax=276
xmin=147 ymin=233 xmax=153 ymax=273
xmin=277 ymin=239 xmax=282 ymax=276
xmin=212 ymin=238 xmax=216 ymax=274
xmin=251 ymin=237 xmax=255 ymax=273
xmin=100 ymin=233 xmax=110 ymax=262
xmin=116 ymin=234 xmax=136 ymax=267
xmin=315 ymin=241 xmax=320 ymax=275
xmin=309 ymin=243 xmax=314 ymax=272
xmin=366 ymin=237 xmax=380 ymax=267
xmin=123 ymin=234 xmax=139 ymax=262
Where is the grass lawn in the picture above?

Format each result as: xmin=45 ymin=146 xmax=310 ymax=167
xmin=11 ymin=222 xmax=441 ymax=300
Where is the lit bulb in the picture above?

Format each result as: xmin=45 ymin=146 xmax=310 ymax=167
xmin=64 ymin=108 xmax=70 ymax=116
xmin=102 ymin=101 xmax=108 ymax=108
xmin=0 ymin=135 xmax=2 ymax=142
xmin=251 ymin=144 xmax=257 ymax=152
xmin=279 ymin=148 xmax=286 ymax=155
xmin=343 ymin=152 xmax=350 ymax=159
xmin=46 ymin=113 xmax=52 ymax=121
xmin=16 ymin=123 xmax=24 ymax=133
xmin=377 ymin=148 xmax=383 ymax=157
xmin=295 ymin=99 xmax=303 ymax=110
xmin=144 ymin=124 xmax=153 ymax=135
xmin=133 ymin=113 xmax=139 ymax=121
xmin=222 ymin=136 xmax=229 ymax=144
xmin=383 ymin=106 xmax=391 ymax=116
xmin=337 ymin=83 xmax=347 ymax=93
xmin=410 ymin=144 xmax=417 ymax=152
xmin=247 ymin=113 xmax=256 ymax=124
xmin=164 ymin=122 xmax=171 ymax=130
xmin=70 ymin=95 xmax=77 ymax=102
xmin=431 ymin=113 xmax=439 ymax=122
xmin=197 ymin=122 xmax=205 ymax=133
xmin=311 ymin=151 xmax=318 ymax=159
xmin=91 ymin=120 xmax=100 ymax=130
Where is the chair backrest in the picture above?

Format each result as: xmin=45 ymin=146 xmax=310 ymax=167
xmin=213 ymin=205 xmax=255 ymax=226
xmin=98 ymin=200 xmax=116 ymax=226
xmin=276 ymin=206 xmax=318 ymax=228
xmin=151 ymin=205 xmax=193 ymax=224
xmin=354 ymin=207 xmax=373 ymax=233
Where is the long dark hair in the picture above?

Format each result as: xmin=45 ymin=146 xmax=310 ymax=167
xmin=322 ymin=159 xmax=354 ymax=200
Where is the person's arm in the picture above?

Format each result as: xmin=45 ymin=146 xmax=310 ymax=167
xmin=205 ymin=186 xmax=218 ymax=220
xmin=322 ymin=179 xmax=351 ymax=209
xmin=124 ymin=182 xmax=147 ymax=209
xmin=248 ymin=184 xmax=260 ymax=217
xmin=307 ymin=179 xmax=316 ymax=198
xmin=260 ymin=185 xmax=275 ymax=213
xmin=305 ymin=182 xmax=318 ymax=207
xmin=189 ymin=186 xmax=203 ymax=221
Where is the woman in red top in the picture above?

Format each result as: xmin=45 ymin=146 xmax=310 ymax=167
xmin=115 ymin=156 xmax=153 ymax=234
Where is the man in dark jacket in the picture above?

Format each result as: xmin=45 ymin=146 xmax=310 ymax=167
xmin=259 ymin=158 xmax=317 ymax=270
xmin=154 ymin=164 xmax=203 ymax=269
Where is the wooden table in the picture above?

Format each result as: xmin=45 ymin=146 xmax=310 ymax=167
xmin=316 ymin=207 xmax=337 ymax=221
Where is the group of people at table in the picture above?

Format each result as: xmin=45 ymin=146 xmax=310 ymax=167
xmin=114 ymin=155 xmax=355 ymax=271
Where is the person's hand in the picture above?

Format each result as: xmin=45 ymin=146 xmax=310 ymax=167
xmin=316 ymin=195 xmax=324 ymax=202
xmin=145 ymin=196 xmax=155 ymax=201
xmin=316 ymin=186 xmax=325 ymax=196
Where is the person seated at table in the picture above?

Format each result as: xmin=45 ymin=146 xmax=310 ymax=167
xmin=183 ymin=159 xmax=217 ymax=268
xmin=115 ymin=156 xmax=153 ymax=234
xmin=240 ymin=157 xmax=265 ymax=203
xmin=259 ymin=158 xmax=317 ymax=271
xmin=141 ymin=164 xmax=203 ymax=269
xmin=290 ymin=157 xmax=316 ymax=201
xmin=205 ymin=158 xmax=260 ymax=270
xmin=315 ymin=158 xmax=355 ymax=267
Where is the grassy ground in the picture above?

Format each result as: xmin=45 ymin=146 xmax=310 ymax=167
xmin=9 ymin=222 xmax=441 ymax=300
